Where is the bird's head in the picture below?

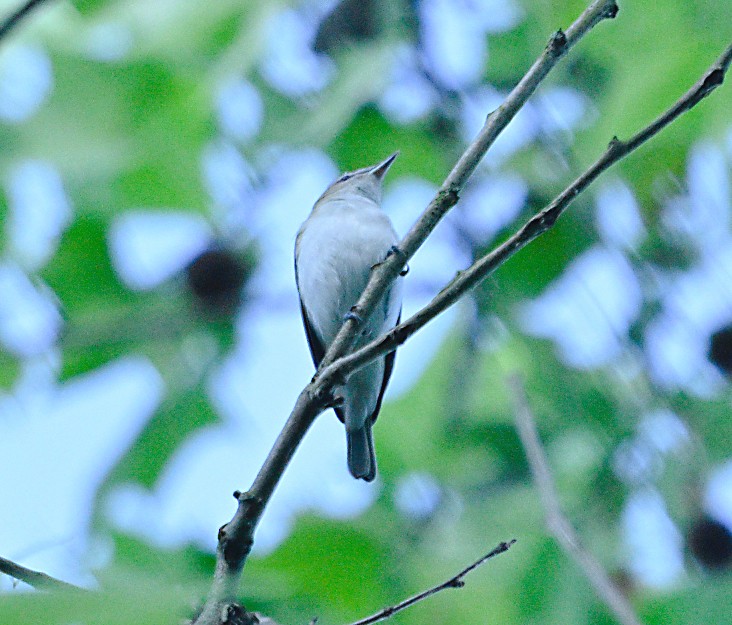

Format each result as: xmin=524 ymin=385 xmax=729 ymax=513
xmin=318 ymin=151 xmax=399 ymax=205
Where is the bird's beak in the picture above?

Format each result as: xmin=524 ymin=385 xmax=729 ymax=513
xmin=370 ymin=151 xmax=399 ymax=180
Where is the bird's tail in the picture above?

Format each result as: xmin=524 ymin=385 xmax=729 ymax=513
xmin=346 ymin=423 xmax=376 ymax=482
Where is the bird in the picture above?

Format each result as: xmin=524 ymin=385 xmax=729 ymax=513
xmin=295 ymin=152 xmax=404 ymax=481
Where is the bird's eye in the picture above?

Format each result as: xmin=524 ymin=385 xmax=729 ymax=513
xmin=336 ymin=173 xmax=352 ymax=183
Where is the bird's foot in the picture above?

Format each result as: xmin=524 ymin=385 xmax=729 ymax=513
xmin=344 ymin=306 xmax=364 ymax=324
xmin=387 ymin=245 xmax=409 ymax=276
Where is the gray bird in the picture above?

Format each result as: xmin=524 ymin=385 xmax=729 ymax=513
xmin=295 ymin=152 xmax=404 ymax=481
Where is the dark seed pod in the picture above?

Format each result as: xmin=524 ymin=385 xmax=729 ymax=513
xmin=186 ymin=248 xmax=252 ymax=315
xmin=709 ymin=324 xmax=732 ymax=375
xmin=687 ymin=515 xmax=732 ymax=571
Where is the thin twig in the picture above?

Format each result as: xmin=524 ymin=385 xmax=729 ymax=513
xmin=508 ymin=375 xmax=643 ymax=625
xmin=0 ymin=0 xmax=55 ymax=42
xmin=326 ymin=41 xmax=732 ymax=383
xmin=346 ymin=541 xmax=516 ymax=625
xmin=0 ymin=555 xmax=83 ymax=592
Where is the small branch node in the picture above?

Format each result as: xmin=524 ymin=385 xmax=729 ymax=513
xmin=605 ymin=1 xmax=619 ymax=19
xmin=326 ymin=393 xmax=344 ymax=409
xmin=607 ymin=135 xmax=624 ymax=151
xmin=236 ymin=491 xmax=262 ymax=506
xmin=439 ymin=185 xmax=460 ymax=208
xmin=702 ymin=67 xmax=724 ymax=92
xmin=313 ymin=374 xmax=345 ymax=404
xmin=222 ymin=535 xmax=254 ymax=569
xmin=221 ymin=603 xmax=258 ymax=625
xmin=394 ymin=325 xmax=410 ymax=346
xmin=549 ymin=29 xmax=567 ymax=54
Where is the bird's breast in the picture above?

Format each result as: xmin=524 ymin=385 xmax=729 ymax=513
xmin=296 ymin=202 xmax=400 ymax=345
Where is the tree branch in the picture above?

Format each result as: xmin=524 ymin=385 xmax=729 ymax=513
xmin=196 ymin=33 xmax=731 ymax=625
xmin=0 ymin=0 xmax=55 ymax=43
xmin=315 ymin=0 xmax=619 ymax=375
xmin=0 ymin=555 xmax=83 ymax=592
xmin=195 ymin=3 xmax=620 ymax=622
xmin=327 ymin=41 xmax=732 ymax=383
xmin=508 ymin=376 xmax=643 ymax=625
xmin=346 ymin=540 xmax=516 ymax=625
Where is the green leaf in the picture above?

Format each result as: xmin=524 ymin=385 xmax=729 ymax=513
xmin=42 ymin=216 xmax=129 ymax=313
xmin=0 ymin=350 xmax=20 ymax=389
xmin=330 ymin=105 xmax=451 ymax=184
xmin=0 ymin=579 xmax=193 ymax=625
xmin=492 ymin=207 xmax=595 ymax=300
xmin=40 ymin=216 xmax=139 ymax=378
xmin=262 ymin=40 xmax=398 ymax=147
xmin=72 ymin=0 xmax=110 ymax=14
xmin=109 ymin=531 xmax=215 ymax=582
xmin=246 ymin=516 xmax=390 ymax=623
xmin=16 ymin=55 xmax=211 ymax=214
xmin=642 ymin=576 xmax=732 ymax=625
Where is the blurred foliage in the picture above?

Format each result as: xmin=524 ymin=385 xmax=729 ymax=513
xmin=1 ymin=1 xmax=732 ymax=625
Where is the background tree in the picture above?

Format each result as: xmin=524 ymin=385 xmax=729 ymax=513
xmin=0 ymin=1 xmax=731 ymax=624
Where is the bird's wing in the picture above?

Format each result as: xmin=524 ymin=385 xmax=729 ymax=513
xmin=294 ymin=250 xmax=326 ymax=368
xmin=370 ymin=309 xmax=400 ymax=425
xmin=299 ymin=296 xmax=347 ymax=423
xmin=295 ymin=238 xmax=343 ymax=422
xmin=299 ymin=300 xmax=326 ymax=367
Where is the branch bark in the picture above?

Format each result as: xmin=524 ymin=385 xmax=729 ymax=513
xmin=0 ymin=0 xmax=55 ymax=43
xmin=508 ymin=376 xmax=643 ymax=625
xmin=194 ymin=3 xmax=619 ymax=623
xmin=0 ymin=555 xmax=83 ymax=592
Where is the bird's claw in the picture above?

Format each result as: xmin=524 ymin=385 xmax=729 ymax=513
xmin=344 ymin=307 xmax=364 ymax=324
xmin=387 ymin=245 xmax=409 ymax=276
